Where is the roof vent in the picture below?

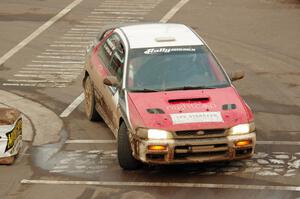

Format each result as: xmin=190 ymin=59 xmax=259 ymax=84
xmin=155 ymin=36 xmax=176 ymax=42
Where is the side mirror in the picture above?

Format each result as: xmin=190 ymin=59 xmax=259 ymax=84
xmin=103 ymin=76 xmax=120 ymax=87
xmin=229 ymin=71 xmax=245 ymax=82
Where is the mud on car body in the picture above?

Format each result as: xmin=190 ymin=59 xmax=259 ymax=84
xmin=83 ymin=23 xmax=256 ymax=170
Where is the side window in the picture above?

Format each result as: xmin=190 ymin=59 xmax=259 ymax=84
xmin=98 ymin=38 xmax=113 ymax=67
xmin=98 ymin=33 xmax=125 ymax=80
xmin=111 ymin=43 xmax=125 ymax=81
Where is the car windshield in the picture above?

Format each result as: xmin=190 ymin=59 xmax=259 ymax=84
xmin=126 ymin=45 xmax=230 ymax=92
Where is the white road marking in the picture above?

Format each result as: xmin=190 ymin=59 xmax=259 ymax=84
xmin=87 ymin=16 xmax=144 ymax=20
xmin=257 ymin=141 xmax=300 ymax=145
xmin=94 ymin=8 xmax=151 ymax=12
xmin=62 ymin=37 xmax=95 ymax=40
xmin=91 ymin=11 xmax=147 ymax=15
xmin=160 ymin=0 xmax=190 ymax=23
xmin=0 ymin=0 xmax=84 ymax=66
xmin=80 ymin=20 xmax=138 ymax=24
xmin=81 ymin=18 xmax=139 ymax=22
xmin=53 ymin=165 xmax=69 ymax=169
xmin=101 ymin=2 xmax=156 ymax=6
xmin=37 ymin=55 xmax=84 ymax=59
xmin=22 ymin=68 xmax=82 ymax=71
xmin=66 ymin=31 xmax=98 ymax=35
xmin=60 ymin=0 xmax=188 ymax=117
xmin=14 ymin=74 xmax=78 ymax=78
xmin=41 ymin=52 xmax=85 ymax=56
xmin=20 ymin=179 xmax=300 ymax=191
xmin=69 ymin=29 xmax=100 ymax=32
xmin=87 ymin=150 xmax=103 ymax=153
xmin=7 ymin=79 xmax=72 ymax=83
xmin=101 ymin=2 xmax=155 ymax=5
xmin=32 ymin=60 xmax=84 ymax=64
xmin=3 ymin=83 xmax=67 ymax=87
xmin=60 ymin=93 xmax=85 ymax=117
xmin=67 ymin=31 xmax=99 ymax=34
xmin=53 ymin=41 xmax=91 ymax=44
xmin=64 ymin=33 xmax=97 ymax=37
xmin=80 ymin=18 xmax=140 ymax=22
xmin=3 ymin=83 xmax=35 ymax=87
xmin=65 ymin=140 xmax=116 ymax=144
xmin=50 ymin=44 xmax=88 ymax=48
xmin=74 ymin=24 xmax=103 ymax=27
xmin=27 ymin=64 xmax=83 ymax=68
xmin=71 ymin=28 xmax=100 ymax=31
xmin=97 ymin=5 xmax=154 ymax=9
xmin=18 ymin=71 xmax=81 ymax=75
xmin=65 ymin=29 xmax=98 ymax=33
xmin=45 ymin=49 xmax=84 ymax=53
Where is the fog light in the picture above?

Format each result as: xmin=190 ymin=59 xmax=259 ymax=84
xmin=148 ymin=145 xmax=167 ymax=151
xmin=235 ymin=140 xmax=252 ymax=147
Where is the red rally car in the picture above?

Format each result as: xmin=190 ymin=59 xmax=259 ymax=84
xmin=83 ymin=23 xmax=256 ymax=170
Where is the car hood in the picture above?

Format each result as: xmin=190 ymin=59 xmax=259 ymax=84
xmin=127 ymin=86 xmax=251 ymax=131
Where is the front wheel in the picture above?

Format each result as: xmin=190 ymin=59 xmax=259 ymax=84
xmin=117 ymin=122 xmax=142 ymax=170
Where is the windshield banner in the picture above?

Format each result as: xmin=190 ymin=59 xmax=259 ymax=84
xmin=144 ymin=47 xmax=196 ymax=55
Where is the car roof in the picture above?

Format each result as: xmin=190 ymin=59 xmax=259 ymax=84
xmin=119 ymin=23 xmax=204 ymax=49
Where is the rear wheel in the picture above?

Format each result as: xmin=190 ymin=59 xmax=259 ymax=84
xmin=84 ymin=76 xmax=100 ymax=121
xmin=118 ymin=122 xmax=142 ymax=170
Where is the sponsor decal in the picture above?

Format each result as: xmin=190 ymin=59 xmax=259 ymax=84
xmin=171 ymin=112 xmax=223 ymax=124
xmin=167 ymin=103 xmax=217 ymax=111
xmin=144 ymin=47 xmax=196 ymax=55
xmin=5 ymin=119 xmax=22 ymax=152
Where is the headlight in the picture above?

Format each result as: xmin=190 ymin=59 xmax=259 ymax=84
xmin=136 ymin=128 xmax=173 ymax=139
xmin=228 ymin=122 xmax=255 ymax=135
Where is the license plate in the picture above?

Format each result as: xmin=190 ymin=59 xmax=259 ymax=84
xmin=171 ymin=112 xmax=223 ymax=124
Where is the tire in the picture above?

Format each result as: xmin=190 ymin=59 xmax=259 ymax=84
xmin=118 ymin=122 xmax=142 ymax=170
xmin=84 ymin=76 xmax=101 ymax=121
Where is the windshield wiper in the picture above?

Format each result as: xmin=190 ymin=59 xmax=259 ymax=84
xmin=164 ymin=85 xmax=217 ymax=91
xmin=129 ymin=88 xmax=160 ymax=92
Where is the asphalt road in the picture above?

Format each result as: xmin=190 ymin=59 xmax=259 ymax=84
xmin=0 ymin=0 xmax=300 ymax=198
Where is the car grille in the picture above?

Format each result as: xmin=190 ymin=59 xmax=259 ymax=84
xmin=175 ymin=129 xmax=226 ymax=138
xmin=174 ymin=143 xmax=228 ymax=160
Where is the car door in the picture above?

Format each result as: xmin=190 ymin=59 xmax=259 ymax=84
xmin=105 ymin=37 xmax=125 ymax=131
xmin=91 ymin=32 xmax=125 ymax=132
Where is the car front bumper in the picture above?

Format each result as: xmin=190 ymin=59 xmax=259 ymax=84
xmin=133 ymin=132 xmax=256 ymax=164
